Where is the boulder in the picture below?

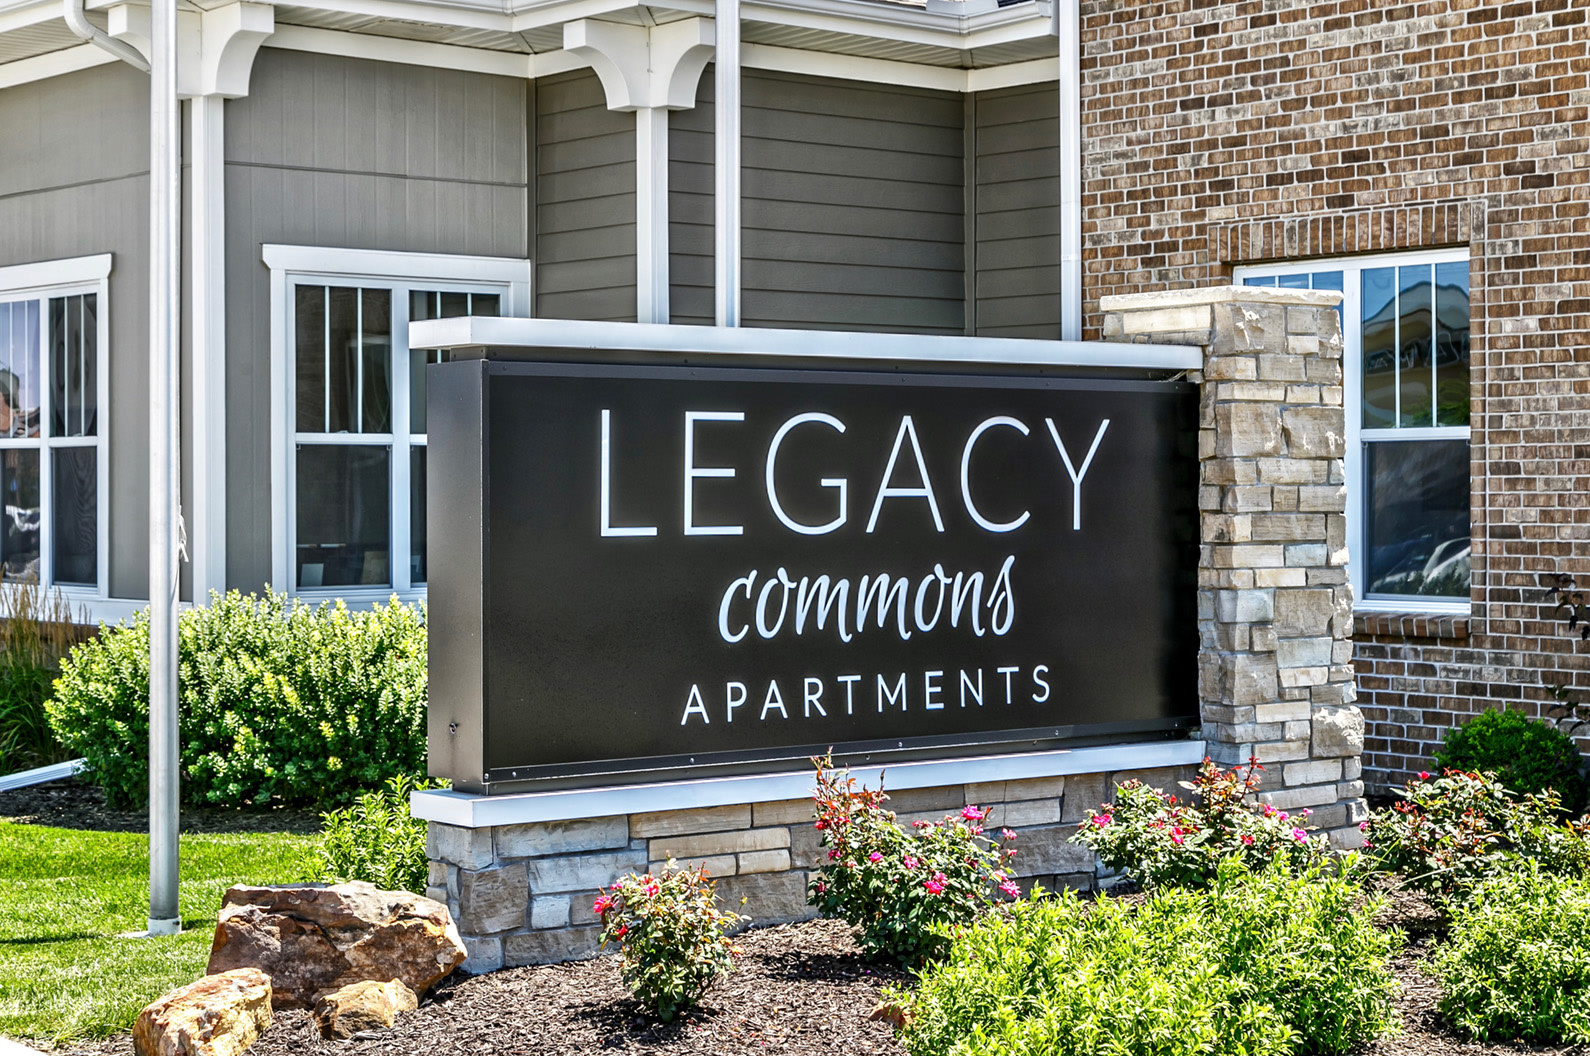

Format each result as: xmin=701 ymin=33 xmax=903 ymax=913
xmin=206 ymin=881 xmax=466 ymax=1009
xmin=311 ymin=979 xmax=418 ymax=1039
xmin=132 ymin=968 xmax=272 ymax=1056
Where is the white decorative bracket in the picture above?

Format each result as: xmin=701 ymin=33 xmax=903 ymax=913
xmin=107 ymin=1 xmax=273 ymax=99
xmin=563 ymin=17 xmax=715 ymax=112
xmin=563 ymin=17 xmax=715 ymax=325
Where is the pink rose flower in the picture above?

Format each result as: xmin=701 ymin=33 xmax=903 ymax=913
xmin=1291 ymin=828 xmax=1308 ymax=842
xmin=924 ymin=871 xmax=948 ymax=895
xmin=961 ymin=805 xmax=985 ymax=822
xmin=868 ymin=851 xmax=883 ymax=863
xmin=999 ymin=879 xmax=1021 ymax=899
xmin=903 ymin=856 xmax=918 ymax=870
xmin=1001 ymin=829 xmax=1017 ymax=841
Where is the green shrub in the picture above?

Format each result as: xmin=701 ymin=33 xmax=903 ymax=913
xmin=1432 ymin=868 xmax=1590 ymax=1044
xmin=317 ymin=773 xmax=440 ymax=893
xmin=1434 ymin=708 xmax=1587 ymax=814
xmin=594 ymin=861 xmax=746 ymax=1022
xmin=47 ymin=590 xmax=427 ymax=809
xmin=0 ymin=575 xmax=80 ymax=775
xmin=805 ymin=757 xmax=1018 ymax=965
xmin=1364 ymin=769 xmax=1590 ymax=897
xmin=1070 ymin=757 xmax=1333 ymax=889
xmin=901 ymin=860 xmax=1398 ymax=1056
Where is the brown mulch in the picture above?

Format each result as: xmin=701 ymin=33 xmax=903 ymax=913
xmin=0 ymin=779 xmax=323 ymax=834
xmin=7 ymin=781 xmax=1590 ymax=1056
xmin=51 ymin=918 xmax=909 ymax=1056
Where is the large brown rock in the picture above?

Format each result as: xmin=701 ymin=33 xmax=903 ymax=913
xmin=132 ymin=968 xmax=272 ymax=1056
xmin=206 ymin=881 xmax=466 ymax=1009
xmin=311 ymin=979 xmax=418 ymax=1039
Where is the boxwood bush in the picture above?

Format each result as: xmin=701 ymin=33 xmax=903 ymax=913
xmin=47 ymin=590 xmax=426 ymax=809
xmin=1433 ymin=868 xmax=1590 ymax=1044
xmin=1434 ymin=708 xmax=1587 ymax=814
xmin=900 ymin=860 xmax=1399 ymax=1056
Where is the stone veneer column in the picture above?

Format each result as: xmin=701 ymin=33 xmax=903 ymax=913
xmin=1102 ymin=286 xmax=1367 ymax=846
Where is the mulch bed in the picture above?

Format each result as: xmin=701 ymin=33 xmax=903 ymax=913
xmin=8 ymin=782 xmax=1590 ymax=1056
xmin=0 ymin=780 xmax=323 ymax=835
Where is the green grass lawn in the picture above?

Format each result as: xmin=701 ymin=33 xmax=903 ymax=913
xmin=0 ymin=822 xmax=319 ymax=1043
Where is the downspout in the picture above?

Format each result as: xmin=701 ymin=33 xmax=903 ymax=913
xmin=1057 ymin=0 xmax=1081 ymax=340
xmin=63 ymin=0 xmax=151 ymax=72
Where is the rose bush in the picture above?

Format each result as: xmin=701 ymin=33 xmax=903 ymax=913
xmin=1364 ymin=768 xmax=1590 ymax=897
xmin=593 ymin=860 xmax=745 ymax=1022
xmin=805 ymin=757 xmax=1018 ymax=965
xmin=1069 ymin=757 xmax=1332 ymax=888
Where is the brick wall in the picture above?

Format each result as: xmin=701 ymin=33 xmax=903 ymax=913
xmin=1082 ymin=0 xmax=1590 ymax=792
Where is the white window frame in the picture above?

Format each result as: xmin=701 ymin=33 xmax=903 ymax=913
xmin=1235 ymin=248 xmax=1472 ymax=616
xmin=263 ymin=245 xmax=531 ymax=603
xmin=0 ymin=253 xmax=112 ymax=602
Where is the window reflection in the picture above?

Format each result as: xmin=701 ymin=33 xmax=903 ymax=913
xmin=1362 ymin=268 xmax=1397 ymax=428
xmin=296 ymin=445 xmax=391 ymax=589
xmin=1 ymin=449 xmax=39 ymax=578
xmin=1365 ymin=440 xmax=1469 ymax=598
xmin=1434 ymin=261 xmax=1471 ymax=427
xmin=0 ymin=300 xmax=41 ymax=438
xmin=52 ymin=448 xmax=96 ymax=585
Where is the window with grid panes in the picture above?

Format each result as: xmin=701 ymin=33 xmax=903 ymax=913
xmin=291 ymin=285 xmax=499 ymax=593
xmin=0 ymin=271 xmax=104 ymax=591
xmin=1238 ymin=251 xmax=1471 ymax=610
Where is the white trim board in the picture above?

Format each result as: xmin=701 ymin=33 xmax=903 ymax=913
xmin=0 ymin=42 xmax=119 ymax=90
xmin=409 ymin=316 xmax=1204 ymax=371
xmin=412 ymin=741 xmax=1207 ymax=827
xmin=259 ymin=30 xmax=1060 ymax=92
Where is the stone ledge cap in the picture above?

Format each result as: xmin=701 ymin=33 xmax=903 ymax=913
xmin=413 ymin=741 xmax=1208 ymax=829
xmin=1102 ymin=286 xmax=1344 ymax=312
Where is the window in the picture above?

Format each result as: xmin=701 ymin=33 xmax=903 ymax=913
xmin=264 ymin=247 xmax=531 ymax=598
xmin=0 ymin=255 xmax=110 ymax=594
xmin=1239 ymin=250 xmax=1471 ymax=612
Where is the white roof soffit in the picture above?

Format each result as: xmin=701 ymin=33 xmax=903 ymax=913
xmin=259 ymin=0 xmax=1056 ymax=49
xmin=409 ymin=317 xmax=1204 ymax=372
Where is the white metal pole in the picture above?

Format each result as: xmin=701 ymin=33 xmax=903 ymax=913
xmin=714 ymin=0 xmax=740 ymax=327
xmin=148 ymin=0 xmax=181 ymax=937
xmin=1057 ymin=0 xmax=1082 ymax=341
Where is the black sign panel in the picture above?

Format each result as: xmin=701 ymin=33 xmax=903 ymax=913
xmin=427 ymin=359 xmax=1199 ymax=792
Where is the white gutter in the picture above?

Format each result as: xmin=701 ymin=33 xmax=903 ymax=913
xmin=61 ymin=0 xmax=149 ymax=71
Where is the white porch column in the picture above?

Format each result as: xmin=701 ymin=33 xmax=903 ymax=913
xmin=110 ymin=0 xmax=272 ymax=600
xmin=189 ymin=3 xmax=273 ymax=599
xmin=564 ymin=18 xmax=715 ymax=325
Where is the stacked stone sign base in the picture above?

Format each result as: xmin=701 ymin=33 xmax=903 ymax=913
xmin=1103 ymin=286 xmax=1368 ymax=845
xmin=423 ymin=762 xmax=1195 ymax=972
xmin=420 ymin=284 xmax=1369 ymax=968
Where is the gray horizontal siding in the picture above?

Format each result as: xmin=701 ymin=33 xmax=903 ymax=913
xmin=0 ymin=64 xmax=151 ymax=601
xmin=228 ymin=48 xmax=525 ymax=185
xmin=670 ymin=68 xmax=964 ymax=334
xmin=972 ymin=82 xmax=1060 ymax=339
xmin=224 ymin=49 xmax=529 ymax=592
xmin=535 ymin=70 xmax=636 ymax=323
xmin=670 ymin=87 xmax=714 ymax=325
